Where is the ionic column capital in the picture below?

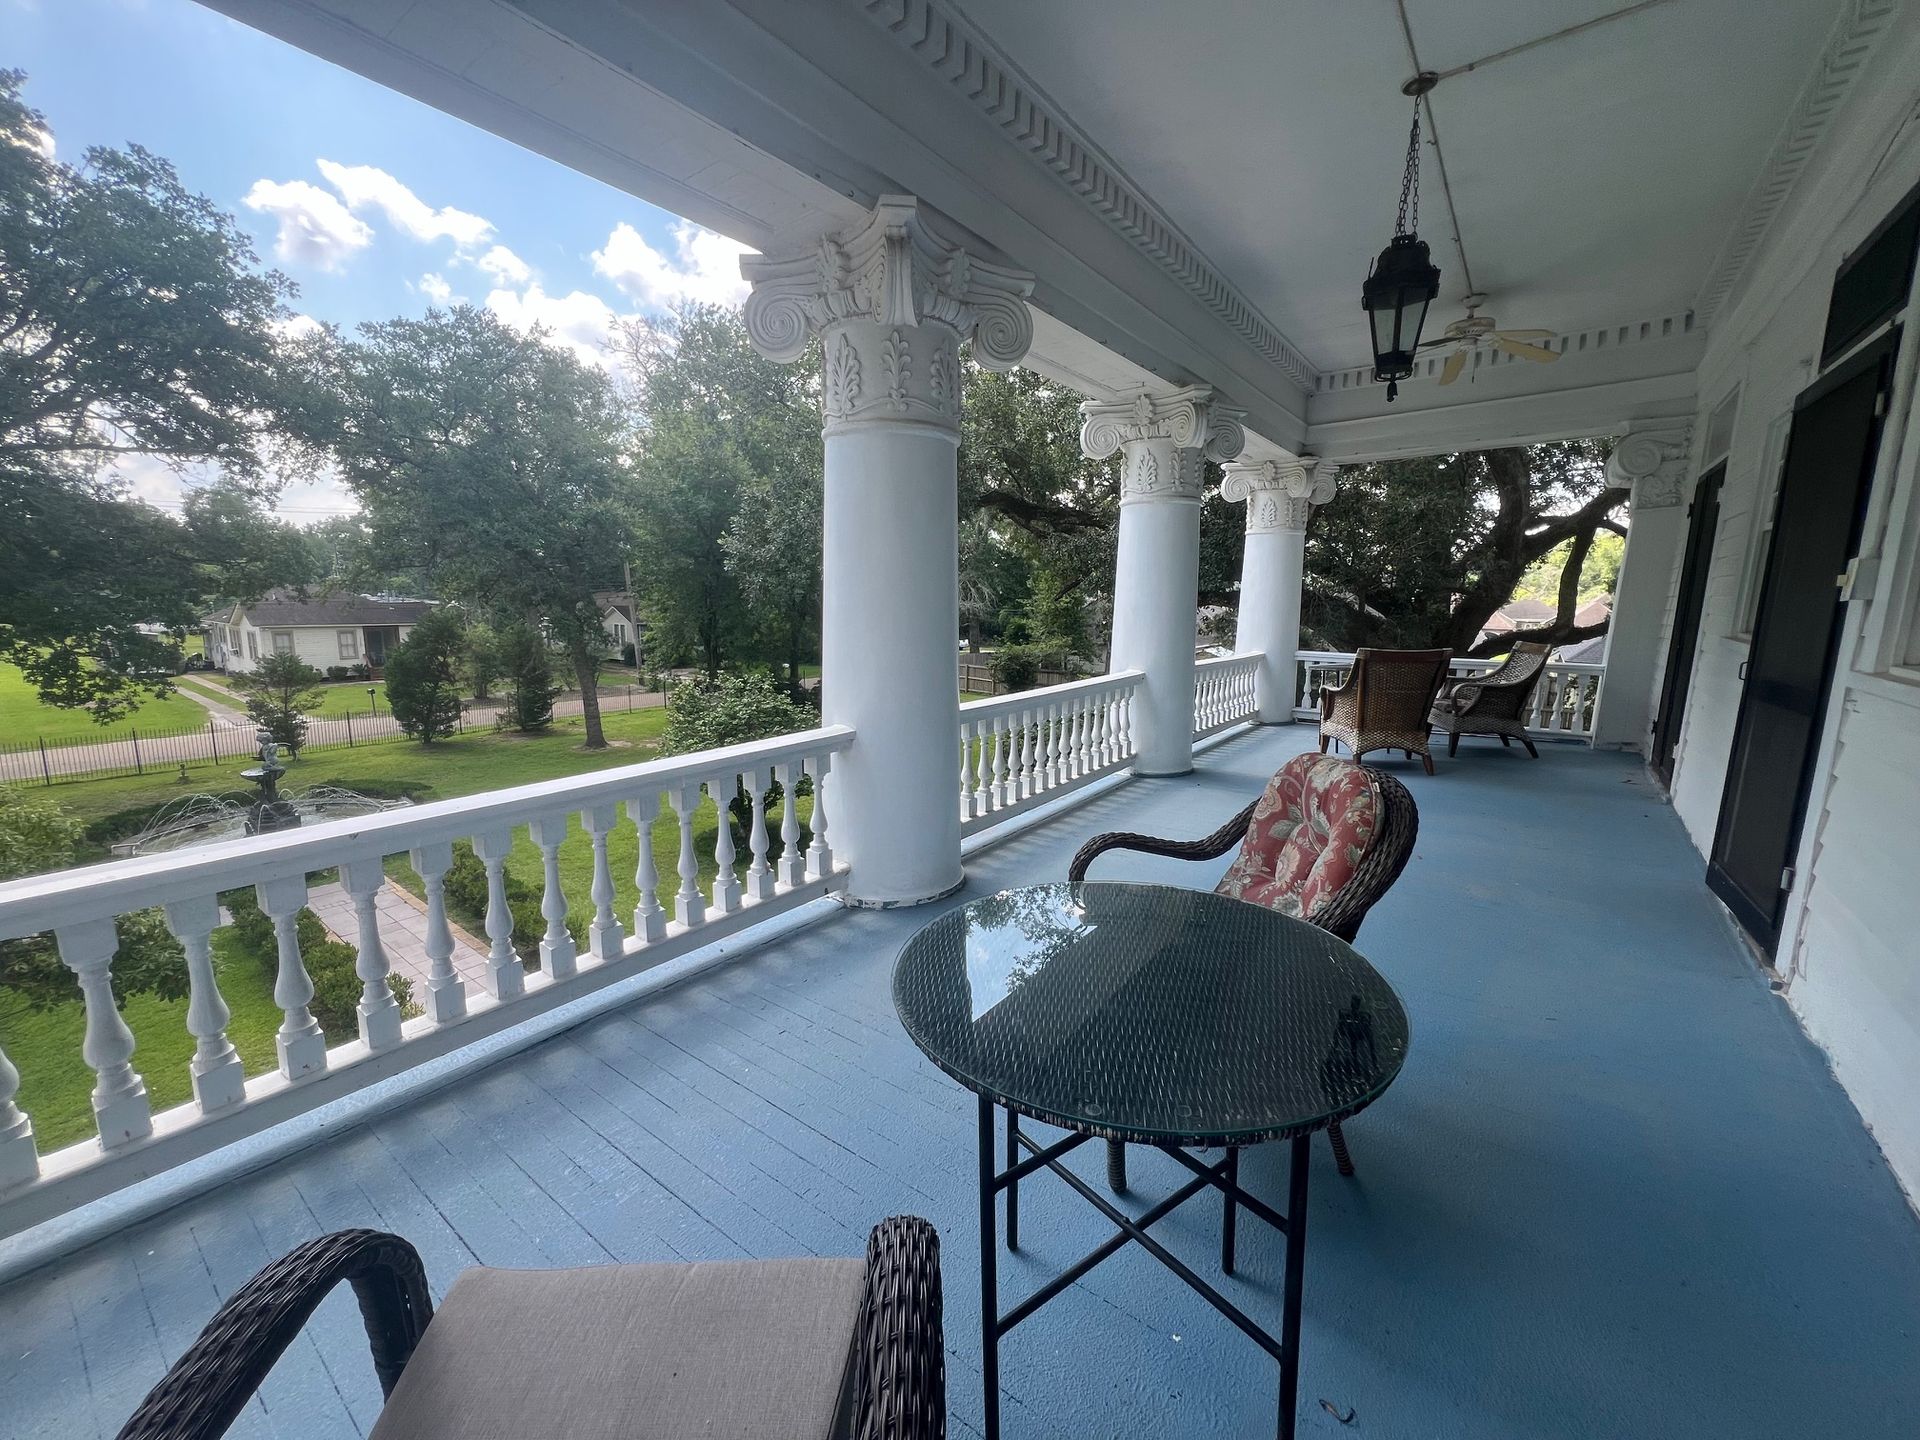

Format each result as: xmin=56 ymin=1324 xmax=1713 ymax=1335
xmin=1606 ymin=422 xmax=1693 ymax=509
xmin=1080 ymin=387 xmax=1246 ymax=503
xmin=1220 ymin=456 xmax=1339 ymax=533
xmin=741 ymin=195 xmax=1035 ymax=433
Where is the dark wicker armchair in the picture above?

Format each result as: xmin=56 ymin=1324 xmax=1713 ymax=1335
xmin=1318 ymin=647 xmax=1454 ymax=774
xmin=1070 ymin=754 xmax=1419 ymax=1187
xmin=1428 ymin=640 xmax=1551 ymax=757
xmin=118 ymin=1220 xmax=945 ymax=1440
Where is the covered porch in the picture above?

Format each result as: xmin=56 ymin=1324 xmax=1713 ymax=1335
xmin=4 ymin=725 xmax=1917 ymax=1438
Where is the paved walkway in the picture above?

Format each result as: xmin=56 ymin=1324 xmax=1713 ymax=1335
xmin=305 ymin=879 xmax=492 ymax=994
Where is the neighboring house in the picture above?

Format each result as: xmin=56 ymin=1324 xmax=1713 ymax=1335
xmin=594 ymin=589 xmax=641 ymax=659
xmin=208 ymin=589 xmax=437 ymax=675
xmin=200 ymin=609 xmax=235 ymax=670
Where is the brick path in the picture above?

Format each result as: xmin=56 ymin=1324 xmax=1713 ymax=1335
xmin=305 ymin=879 xmax=493 ymax=994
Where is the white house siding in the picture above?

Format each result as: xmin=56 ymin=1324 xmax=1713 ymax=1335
xmin=224 ymin=623 xmax=411 ymax=675
xmin=1658 ymin=23 xmax=1920 ymax=1201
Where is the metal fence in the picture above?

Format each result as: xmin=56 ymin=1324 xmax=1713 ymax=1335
xmin=0 ymin=686 xmax=665 ymax=788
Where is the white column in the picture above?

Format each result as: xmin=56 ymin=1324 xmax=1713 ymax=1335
xmin=744 ymin=195 xmax=1035 ymax=905
xmin=1082 ymin=388 xmax=1246 ymax=775
xmin=1221 ymin=457 xmax=1338 ymax=723
xmin=1590 ymin=423 xmax=1693 ymax=751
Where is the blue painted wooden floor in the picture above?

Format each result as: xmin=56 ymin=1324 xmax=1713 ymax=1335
xmin=4 ymin=726 xmax=1918 ymax=1438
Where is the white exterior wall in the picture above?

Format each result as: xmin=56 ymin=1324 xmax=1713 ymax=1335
xmin=1657 ymin=22 xmax=1920 ymax=1198
xmin=223 ymin=622 xmax=412 ymax=675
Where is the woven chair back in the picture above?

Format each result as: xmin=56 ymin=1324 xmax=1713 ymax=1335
xmin=1350 ymin=647 xmax=1453 ymax=731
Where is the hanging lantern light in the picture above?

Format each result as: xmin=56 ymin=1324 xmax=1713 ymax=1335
xmin=1363 ymin=78 xmax=1442 ymax=401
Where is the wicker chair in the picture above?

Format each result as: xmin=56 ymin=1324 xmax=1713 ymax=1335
xmin=117 ymin=1220 xmax=945 ymax=1440
xmin=1428 ymin=640 xmax=1551 ymax=758
xmin=1317 ymin=647 xmax=1454 ymax=774
xmin=1070 ymin=753 xmax=1419 ymax=1186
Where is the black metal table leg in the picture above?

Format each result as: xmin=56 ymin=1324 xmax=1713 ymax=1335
xmin=1222 ymin=1146 xmax=1240 ymax=1276
xmin=1277 ymin=1133 xmax=1311 ymax=1440
xmin=1005 ymin=1103 xmax=1019 ymax=1252
xmin=978 ymin=1094 xmax=1001 ymax=1440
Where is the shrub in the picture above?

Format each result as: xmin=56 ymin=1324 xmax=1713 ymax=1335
xmin=661 ymin=674 xmax=816 ymax=859
xmin=222 ymin=888 xmax=415 ymax=1037
xmin=443 ymin=840 xmax=582 ymax=961
xmin=385 ymin=609 xmax=466 ymax=743
xmin=232 ymin=654 xmax=324 ymax=753
xmin=621 ymin=640 xmax=637 ymax=666
xmin=325 ymin=665 xmax=350 ymax=681
xmin=498 ymin=622 xmax=561 ymax=733
xmin=465 ymin=624 xmax=503 ymax=701
xmin=989 ymin=645 xmax=1046 ymax=694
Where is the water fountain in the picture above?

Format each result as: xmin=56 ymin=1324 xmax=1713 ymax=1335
xmin=110 ymin=731 xmax=412 ymax=856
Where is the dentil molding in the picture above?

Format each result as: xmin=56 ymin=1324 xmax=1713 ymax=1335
xmin=741 ymin=195 xmax=1035 ymax=430
xmin=1080 ymin=387 xmax=1246 ymax=503
xmin=1220 ymin=457 xmax=1339 ymax=533
xmin=1607 ymin=423 xmax=1694 ymax=509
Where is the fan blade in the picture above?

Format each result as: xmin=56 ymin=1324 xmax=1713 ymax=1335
xmin=1495 ymin=336 xmax=1561 ymax=363
xmin=1440 ymin=349 xmax=1468 ymax=386
xmin=1494 ymin=329 xmax=1555 ymax=341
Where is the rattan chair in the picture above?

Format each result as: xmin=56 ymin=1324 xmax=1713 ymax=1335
xmin=1428 ymin=640 xmax=1551 ymax=758
xmin=1070 ymin=754 xmax=1419 ymax=1186
xmin=1317 ymin=647 xmax=1454 ymax=774
xmin=117 ymin=1220 xmax=945 ymax=1440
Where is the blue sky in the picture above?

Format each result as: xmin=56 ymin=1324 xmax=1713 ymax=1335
xmin=6 ymin=0 xmax=751 ymax=520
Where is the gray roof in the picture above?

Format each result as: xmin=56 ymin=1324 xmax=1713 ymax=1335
xmin=237 ymin=588 xmax=437 ymax=627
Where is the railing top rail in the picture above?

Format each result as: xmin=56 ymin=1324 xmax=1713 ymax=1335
xmin=1295 ymin=649 xmax=1603 ymax=678
xmin=959 ymin=669 xmax=1145 ymax=718
xmin=0 ymin=724 xmax=855 ymax=939
xmin=1195 ymin=652 xmax=1260 ymax=670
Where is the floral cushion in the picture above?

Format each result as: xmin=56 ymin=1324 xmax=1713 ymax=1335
xmin=1215 ymin=754 xmax=1381 ymax=921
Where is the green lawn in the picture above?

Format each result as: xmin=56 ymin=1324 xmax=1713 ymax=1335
xmin=179 ymin=673 xmax=391 ymax=719
xmin=0 ymin=704 xmax=834 ymax=1154
xmin=0 ymin=663 xmax=210 ymax=745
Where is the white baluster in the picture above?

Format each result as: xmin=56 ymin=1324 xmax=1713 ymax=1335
xmin=1044 ymin=703 xmax=1061 ymax=789
xmin=626 ymin=792 xmax=669 ymax=942
xmin=1069 ymin=700 xmax=1087 ymax=779
xmin=257 ymin=875 xmax=326 ymax=1080
xmin=668 ymin=781 xmax=705 ymax=927
xmin=972 ymin=722 xmax=992 ymax=814
xmin=163 ymin=893 xmax=245 ymax=1113
xmin=742 ymin=767 xmax=776 ymax=901
xmin=582 ymin=803 xmax=626 ymax=960
xmin=709 ymin=776 xmax=742 ymax=914
xmin=526 ymin=814 xmax=577 ymax=979
xmin=0 ymin=1037 xmax=35 ymax=1189
xmin=775 ymin=764 xmax=806 ymax=889
xmin=992 ymin=717 xmax=1012 ymax=809
xmin=472 ymin=829 xmax=525 ymax=1000
xmin=1014 ymin=710 xmax=1033 ymax=800
xmin=805 ymin=751 xmax=834 ymax=877
xmin=409 ymin=840 xmax=466 ymax=1023
xmin=341 ymin=856 xmax=404 ymax=1051
xmin=958 ymin=720 xmax=975 ymax=822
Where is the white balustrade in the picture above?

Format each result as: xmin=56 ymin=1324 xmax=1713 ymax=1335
xmin=1193 ymin=653 xmax=1261 ymax=736
xmin=0 ymin=725 xmax=852 ymax=1231
xmin=958 ymin=672 xmax=1144 ymax=834
xmin=1292 ymin=651 xmax=1607 ymax=740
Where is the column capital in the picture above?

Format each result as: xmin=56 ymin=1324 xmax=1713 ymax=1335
xmin=741 ymin=195 xmax=1035 ymax=433
xmin=1606 ymin=422 xmax=1693 ymax=508
xmin=1080 ymin=387 xmax=1246 ymax=502
xmin=1220 ymin=456 xmax=1339 ymax=533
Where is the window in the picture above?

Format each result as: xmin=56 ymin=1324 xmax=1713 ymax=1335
xmin=272 ymin=631 xmax=294 ymax=656
xmin=613 ymin=621 xmax=628 ymax=643
xmin=245 ymin=631 xmax=257 ymax=660
xmin=1734 ymin=413 xmax=1793 ymax=640
xmin=337 ymin=629 xmax=360 ymax=659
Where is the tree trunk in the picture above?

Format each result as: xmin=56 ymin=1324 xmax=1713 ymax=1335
xmin=786 ymin=617 xmax=806 ymax=703
xmin=569 ymin=636 xmax=606 ymax=749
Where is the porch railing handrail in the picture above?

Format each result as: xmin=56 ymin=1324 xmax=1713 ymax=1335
xmin=0 ymin=724 xmax=855 ymax=1235
xmin=1193 ymin=653 xmax=1261 ymax=736
xmin=1292 ymin=651 xmax=1606 ymax=739
xmin=958 ymin=670 xmax=1145 ymax=834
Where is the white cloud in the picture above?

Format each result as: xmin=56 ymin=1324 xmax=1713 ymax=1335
xmin=243 ymin=178 xmax=373 ymax=271
xmin=474 ymin=245 xmax=531 ymax=286
xmin=317 ymin=159 xmax=494 ymax=249
xmin=591 ymin=220 xmax=752 ymax=308
xmin=271 ymin=313 xmax=326 ymax=343
xmin=417 ymin=272 xmax=455 ymax=306
xmin=486 ymin=283 xmax=620 ymax=369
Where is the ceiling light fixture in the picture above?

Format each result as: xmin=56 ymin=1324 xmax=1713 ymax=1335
xmin=1361 ymin=74 xmax=1442 ymax=402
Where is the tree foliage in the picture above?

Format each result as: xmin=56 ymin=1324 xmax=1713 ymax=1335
xmin=497 ymin=621 xmax=561 ymax=733
xmin=232 ymin=652 xmax=323 ymax=752
xmin=305 ymin=306 xmax=632 ymax=746
xmin=1304 ymin=441 xmax=1623 ymax=656
xmin=0 ymin=72 xmax=316 ymax=719
xmin=383 ymin=607 xmax=465 ymax=743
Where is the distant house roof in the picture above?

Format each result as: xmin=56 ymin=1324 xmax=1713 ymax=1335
xmin=237 ymin=588 xmax=437 ymax=627
xmin=594 ymin=589 xmax=636 ymax=624
xmin=1482 ymin=598 xmax=1557 ymax=633
xmin=1574 ymin=596 xmax=1612 ymax=627
xmin=1556 ymin=634 xmax=1609 ymax=664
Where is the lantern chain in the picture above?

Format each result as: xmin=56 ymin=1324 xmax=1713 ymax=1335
xmin=1394 ymin=98 xmax=1422 ymax=238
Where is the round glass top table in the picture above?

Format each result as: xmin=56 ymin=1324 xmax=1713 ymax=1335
xmin=892 ymin=881 xmax=1410 ymax=1440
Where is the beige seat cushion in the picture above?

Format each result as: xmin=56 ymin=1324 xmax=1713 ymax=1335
xmin=368 ymin=1257 xmax=867 ymax=1440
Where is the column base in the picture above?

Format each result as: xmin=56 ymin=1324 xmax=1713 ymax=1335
xmin=842 ymin=873 xmax=967 ymax=910
xmin=1131 ymin=764 xmax=1196 ymax=779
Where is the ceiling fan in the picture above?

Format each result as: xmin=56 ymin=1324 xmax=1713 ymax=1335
xmin=1419 ymin=294 xmax=1561 ymax=385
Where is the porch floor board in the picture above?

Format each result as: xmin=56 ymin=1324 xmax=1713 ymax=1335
xmin=4 ymin=726 xmax=1918 ymax=1438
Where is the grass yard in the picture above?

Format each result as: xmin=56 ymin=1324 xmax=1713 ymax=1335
xmin=0 ymin=663 xmax=210 ymax=745
xmin=176 ymin=673 xmax=391 ymax=719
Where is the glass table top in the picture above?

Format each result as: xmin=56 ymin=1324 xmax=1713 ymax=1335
xmin=892 ymin=882 xmax=1410 ymax=1146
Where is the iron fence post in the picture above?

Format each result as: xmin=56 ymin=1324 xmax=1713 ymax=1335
xmin=132 ymin=727 xmax=143 ymax=776
xmin=346 ymin=710 xmax=354 ymax=747
xmin=38 ymin=736 xmax=51 ymax=786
